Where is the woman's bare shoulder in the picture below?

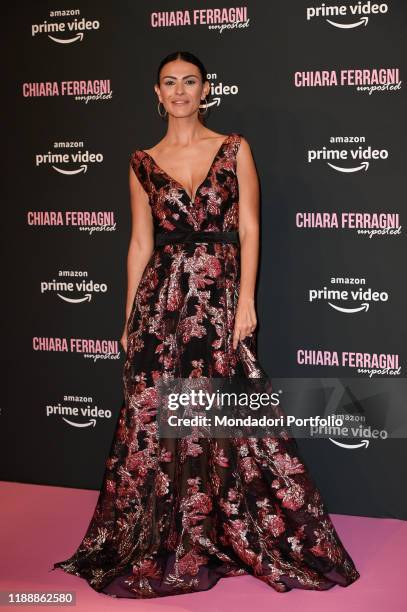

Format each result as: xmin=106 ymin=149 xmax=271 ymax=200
xmin=236 ymin=134 xmax=254 ymax=158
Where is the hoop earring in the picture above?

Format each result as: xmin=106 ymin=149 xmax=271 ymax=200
xmin=198 ymin=97 xmax=209 ymax=116
xmin=157 ymin=101 xmax=167 ymax=118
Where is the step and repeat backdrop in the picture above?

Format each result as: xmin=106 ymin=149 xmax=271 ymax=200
xmin=3 ymin=1 xmax=407 ymax=519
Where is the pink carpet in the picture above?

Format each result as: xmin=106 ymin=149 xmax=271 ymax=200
xmin=1 ymin=480 xmax=406 ymax=611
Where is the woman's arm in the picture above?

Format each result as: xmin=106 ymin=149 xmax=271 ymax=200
xmin=233 ymin=137 xmax=260 ymax=350
xmin=120 ymin=161 xmax=154 ymax=351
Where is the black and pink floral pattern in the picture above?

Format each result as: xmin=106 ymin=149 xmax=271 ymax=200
xmin=52 ymin=133 xmax=360 ymax=598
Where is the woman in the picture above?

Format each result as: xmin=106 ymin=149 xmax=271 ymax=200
xmin=52 ymin=50 xmax=360 ymax=598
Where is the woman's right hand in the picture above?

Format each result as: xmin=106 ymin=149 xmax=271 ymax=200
xmin=120 ymin=323 xmax=128 ymax=354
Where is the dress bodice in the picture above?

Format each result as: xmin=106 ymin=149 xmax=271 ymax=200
xmin=130 ymin=132 xmax=242 ymax=233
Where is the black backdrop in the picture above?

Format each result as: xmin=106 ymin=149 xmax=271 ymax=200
xmin=3 ymin=1 xmax=407 ymax=520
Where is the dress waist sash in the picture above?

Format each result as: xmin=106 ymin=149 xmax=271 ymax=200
xmin=154 ymin=230 xmax=240 ymax=247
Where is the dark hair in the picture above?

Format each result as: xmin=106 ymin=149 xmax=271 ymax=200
xmin=156 ymin=51 xmax=209 ymax=123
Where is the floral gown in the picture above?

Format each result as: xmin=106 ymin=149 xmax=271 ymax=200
xmin=52 ymin=132 xmax=360 ymax=597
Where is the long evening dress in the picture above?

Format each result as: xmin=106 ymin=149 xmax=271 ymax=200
xmin=52 ymin=132 xmax=360 ymax=598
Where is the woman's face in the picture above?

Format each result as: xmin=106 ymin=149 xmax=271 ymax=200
xmin=155 ymin=59 xmax=210 ymax=118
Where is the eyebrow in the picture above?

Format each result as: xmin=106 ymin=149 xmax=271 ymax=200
xmin=161 ymin=74 xmax=199 ymax=80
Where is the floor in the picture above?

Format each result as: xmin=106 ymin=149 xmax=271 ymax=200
xmin=1 ymin=480 xmax=406 ymax=611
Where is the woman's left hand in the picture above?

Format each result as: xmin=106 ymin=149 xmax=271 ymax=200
xmin=232 ymin=297 xmax=257 ymax=350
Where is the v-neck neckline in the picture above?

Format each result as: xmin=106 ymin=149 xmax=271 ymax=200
xmin=140 ymin=133 xmax=232 ymax=203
